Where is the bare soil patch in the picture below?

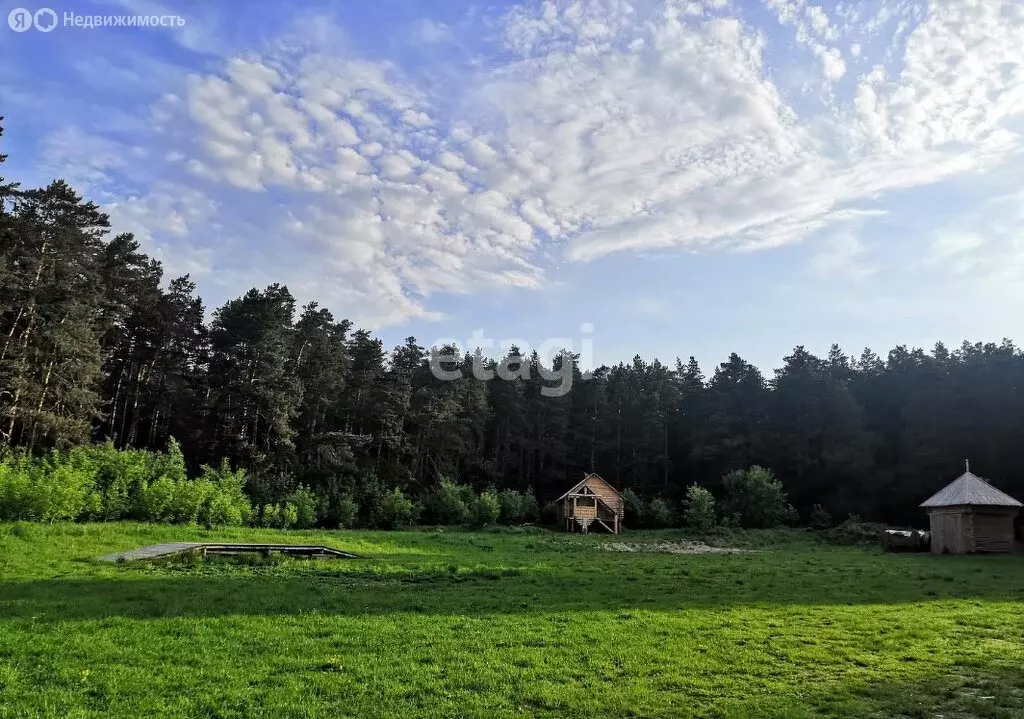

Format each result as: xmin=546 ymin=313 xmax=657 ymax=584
xmin=602 ymin=540 xmax=751 ymax=555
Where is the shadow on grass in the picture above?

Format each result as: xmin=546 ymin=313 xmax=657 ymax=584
xmin=814 ymin=663 xmax=1024 ymax=719
xmin=3 ymin=552 xmax=1024 ymax=621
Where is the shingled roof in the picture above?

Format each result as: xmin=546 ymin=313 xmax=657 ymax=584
xmin=920 ymin=470 xmax=1023 ymax=508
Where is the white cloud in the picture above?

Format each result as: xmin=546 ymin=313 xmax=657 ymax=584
xmin=50 ymin=0 xmax=1024 ymax=328
xmin=808 ymin=232 xmax=875 ymax=281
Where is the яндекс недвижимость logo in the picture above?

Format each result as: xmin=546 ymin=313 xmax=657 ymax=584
xmin=7 ymin=7 xmax=58 ymax=32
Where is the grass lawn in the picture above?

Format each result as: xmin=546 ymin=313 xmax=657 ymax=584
xmin=2 ymin=523 xmax=1024 ymax=718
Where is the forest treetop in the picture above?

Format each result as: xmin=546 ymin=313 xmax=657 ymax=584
xmin=2 ymin=118 xmax=1022 ymax=526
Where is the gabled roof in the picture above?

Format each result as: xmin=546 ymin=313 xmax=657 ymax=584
xmin=920 ymin=471 xmax=1023 ymax=508
xmin=556 ymin=473 xmax=622 ymax=501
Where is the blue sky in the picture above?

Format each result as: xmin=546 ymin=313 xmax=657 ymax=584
xmin=2 ymin=0 xmax=1023 ymax=372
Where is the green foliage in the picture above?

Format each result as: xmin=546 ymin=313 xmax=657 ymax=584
xmin=682 ymin=484 xmax=717 ymax=531
xmin=540 ymin=500 xmax=559 ymax=525
xmin=375 ymin=488 xmax=415 ymax=529
xmin=823 ymin=514 xmax=889 ymax=546
xmin=521 ymin=491 xmax=540 ymax=522
xmin=139 ymin=476 xmax=176 ymax=523
xmin=470 ymin=489 xmax=501 ymax=527
xmin=721 ymin=466 xmax=798 ymax=529
xmin=809 ymin=503 xmax=833 ymax=529
xmin=425 ymin=478 xmax=470 ymax=525
xmin=289 ymin=485 xmax=318 ymax=529
xmin=0 ymin=444 xmax=252 ymax=527
xmin=621 ymin=488 xmax=646 ymax=527
xmin=280 ymin=502 xmax=299 ymax=529
xmin=333 ymin=494 xmax=360 ymax=529
xmin=645 ymin=497 xmax=674 ymax=528
xmin=497 ymin=489 xmax=525 ymax=523
xmin=260 ymin=504 xmax=281 ymax=529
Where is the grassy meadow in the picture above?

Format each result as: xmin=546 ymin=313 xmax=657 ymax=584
xmin=1 ymin=523 xmax=1023 ymax=718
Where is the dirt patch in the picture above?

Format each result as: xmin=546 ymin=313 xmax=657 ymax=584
xmin=601 ymin=541 xmax=751 ymax=555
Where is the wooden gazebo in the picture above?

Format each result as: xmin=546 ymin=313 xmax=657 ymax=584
xmin=556 ymin=473 xmax=624 ymax=534
xmin=920 ymin=462 xmax=1022 ymax=554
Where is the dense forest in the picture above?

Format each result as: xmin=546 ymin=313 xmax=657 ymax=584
xmin=2 ymin=119 xmax=1022 ymax=527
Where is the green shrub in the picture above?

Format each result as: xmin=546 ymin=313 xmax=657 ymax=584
xmin=683 ymin=484 xmax=717 ymax=531
xmin=646 ymin=497 xmax=674 ymax=528
xmin=0 ymin=456 xmax=41 ymax=520
xmin=720 ymin=466 xmax=798 ymax=529
xmin=260 ymin=503 xmax=281 ymax=528
xmin=279 ymin=502 xmax=299 ymax=529
xmin=199 ymin=460 xmax=251 ymax=527
xmin=427 ymin=478 xmax=471 ymax=525
xmin=521 ymin=491 xmax=540 ymax=522
xmin=151 ymin=437 xmax=187 ymax=484
xmin=201 ymin=491 xmax=241 ymax=527
xmin=809 ymin=503 xmax=833 ymax=529
xmin=336 ymin=494 xmax=359 ymax=529
xmin=376 ymin=488 xmax=415 ymax=529
xmin=540 ymin=500 xmax=559 ymax=525
xmin=823 ymin=514 xmax=888 ymax=546
xmin=471 ymin=489 xmax=501 ymax=527
xmin=622 ymin=488 xmax=646 ymax=527
xmin=289 ymin=485 xmax=318 ymax=529
xmin=498 ymin=489 xmax=525 ymax=523
xmin=167 ymin=478 xmax=214 ymax=524
xmin=139 ymin=476 xmax=175 ymax=522
xmin=81 ymin=490 xmax=104 ymax=520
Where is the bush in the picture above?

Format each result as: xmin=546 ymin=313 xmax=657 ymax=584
xmin=139 ymin=476 xmax=176 ymax=522
xmin=471 ymin=489 xmax=501 ymax=527
xmin=0 ymin=443 xmax=252 ymax=527
xmin=498 ymin=489 xmax=525 ymax=523
xmin=197 ymin=460 xmax=251 ymax=526
xmin=426 ymin=478 xmax=470 ymax=525
xmin=622 ymin=488 xmax=646 ymax=527
xmin=289 ymin=485 xmax=319 ymax=529
xmin=809 ymin=503 xmax=833 ymax=529
xmin=279 ymin=502 xmax=299 ymax=529
xmin=168 ymin=478 xmax=215 ymax=524
xmin=260 ymin=503 xmax=281 ymax=528
xmin=0 ymin=456 xmax=43 ymax=520
xmin=682 ymin=484 xmax=717 ymax=531
xmin=646 ymin=497 xmax=674 ymax=528
xmin=376 ymin=488 xmax=415 ymax=529
xmin=151 ymin=437 xmax=187 ymax=484
xmin=540 ymin=500 xmax=559 ymax=525
xmin=720 ymin=466 xmax=798 ymax=529
xmin=823 ymin=514 xmax=888 ymax=546
xmin=521 ymin=491 xmax=540 ymax=522
xmin=331 ymin=495 xmax=360 ymax=528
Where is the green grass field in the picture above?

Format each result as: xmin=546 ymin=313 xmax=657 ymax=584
xmin=2 ymin=523 xmax=1023 ymax=718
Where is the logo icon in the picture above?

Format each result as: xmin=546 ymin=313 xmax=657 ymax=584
xmin=7 ymin=7 xmax=32 ymax=31
xmin=33 ymin=7 xmax=57 ymax=31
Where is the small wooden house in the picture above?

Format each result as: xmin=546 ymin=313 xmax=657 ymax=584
xmin=557 ymin=473 xmax=624 ymax=534
xmin=920 ymin=463 xmax=1022 ymax=554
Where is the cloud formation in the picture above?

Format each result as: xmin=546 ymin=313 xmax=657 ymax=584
xmin=31 ymin=0 xmax=1024 ymax=327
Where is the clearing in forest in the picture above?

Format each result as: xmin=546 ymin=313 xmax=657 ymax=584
xmin=1 ymin=523 xmax=1023 ymax=718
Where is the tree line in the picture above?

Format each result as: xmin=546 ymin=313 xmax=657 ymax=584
xmin=3 ymin=118 xmax=1022 ymax=527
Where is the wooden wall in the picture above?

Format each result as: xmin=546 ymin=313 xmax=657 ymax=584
xmin=928 ymin=509 xmax=967 ymax=554
xmin=928 ymin=507 xmax=1018 ymax=554
xmin=972 ymin=510 xmax=1017 ymax=553
xmin=581 ymin=475 xmax=624 ymax=515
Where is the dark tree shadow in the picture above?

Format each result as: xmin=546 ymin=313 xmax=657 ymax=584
xmin=3 ymin=551 xmax=1024 ymax=621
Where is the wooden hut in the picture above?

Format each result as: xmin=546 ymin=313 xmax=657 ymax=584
xmin=557 ymin=473 xmax=624 ymax=534
xmin=920 ymin=462 xmax=1022 ymax=554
